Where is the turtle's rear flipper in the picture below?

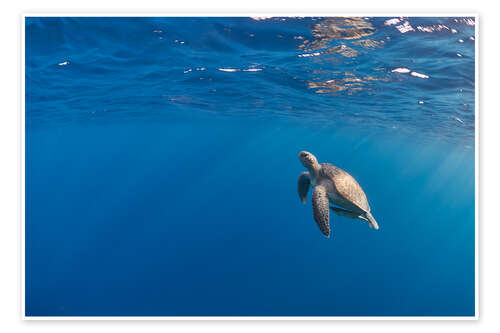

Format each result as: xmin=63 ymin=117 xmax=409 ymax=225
xmin=365 ymin=212 xmax=380 ymax=230
xmin=330 ymin=207 xmax=369 ymax=223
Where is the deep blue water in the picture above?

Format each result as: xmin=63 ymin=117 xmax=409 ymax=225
xmin=25 ymin=17 xmax=475 ymax=316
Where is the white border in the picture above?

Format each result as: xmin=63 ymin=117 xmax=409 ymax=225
xmin=20 ymin=13 xmax=479 ymax=320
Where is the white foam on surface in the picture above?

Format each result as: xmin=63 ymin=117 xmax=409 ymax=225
xmin=391 ymin=67 xmax=411 ymax=74
xmin=384 ymin=18 xmax=401 ymax=26
xmin=251 ymin=16 xmax=273 ymax=21
xmin=410 ymin=72 xmax=429 ymax=79
xmin=396 ymin=21 xmax=415 ymax=33
xmin=298 ymin=52 xmax=321 ymax=58
xmin=218 ymin=68 xmax=239 ymax=72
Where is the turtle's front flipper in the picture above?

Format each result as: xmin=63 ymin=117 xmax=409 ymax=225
xmin=297 ymin=171 xmax=311 ymax=204
xmin=330 ymin=207 xmax=369 ymax=222
xmin=312 ymin=185 xmax=330 ymax=238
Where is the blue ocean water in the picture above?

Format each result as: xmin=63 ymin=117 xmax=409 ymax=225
xmin=25 ymin=17 xmax=475 ymax=316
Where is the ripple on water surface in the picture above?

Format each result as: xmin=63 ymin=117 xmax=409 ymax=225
xmin=25 ymin=16 xmax=475 ymax=144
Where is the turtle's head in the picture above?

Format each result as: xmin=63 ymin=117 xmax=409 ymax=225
xmin=298 ymin=151 xmax=319 ymax=172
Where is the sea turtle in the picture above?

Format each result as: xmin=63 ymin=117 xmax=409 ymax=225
xmin=297 ymin=151 xmax=379 ymax=238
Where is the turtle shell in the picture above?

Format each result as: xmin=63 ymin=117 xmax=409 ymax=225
xmin=319 ymin=163 xmax=371 ymax=213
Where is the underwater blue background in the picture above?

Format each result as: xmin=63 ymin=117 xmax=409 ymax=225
xmin=25 ymin=17 xmax=475 ymax=316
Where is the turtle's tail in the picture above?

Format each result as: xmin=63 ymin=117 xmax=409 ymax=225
xmin=365 ymin=212 xmax=379 ymax=230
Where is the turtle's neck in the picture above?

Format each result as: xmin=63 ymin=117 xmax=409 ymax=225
xmin=307 ymin=162 xmax=321 ymax=179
